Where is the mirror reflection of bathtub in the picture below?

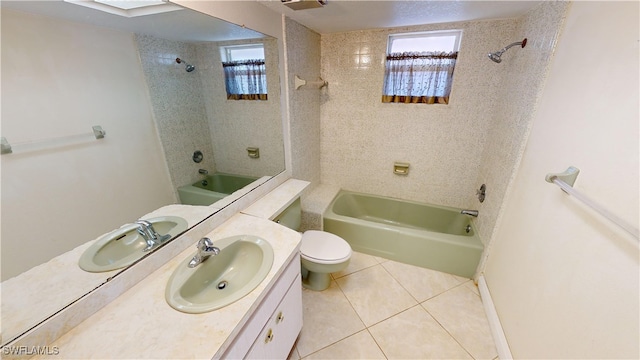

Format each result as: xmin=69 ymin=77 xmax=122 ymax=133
xmin=178 ymin=173 xmax=261 ymax=206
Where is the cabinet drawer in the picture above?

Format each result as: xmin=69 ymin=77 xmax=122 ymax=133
xmin=246 ymin=274 xmax=302 ymax=359
xmin=218 ymin=254 xmax=301 ymax=359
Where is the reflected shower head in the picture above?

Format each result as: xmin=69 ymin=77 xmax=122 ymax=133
xmin=488 ymin=38 xmax=527 ymax=63
xmin=176 ymin=58 xmax=195 ymax=72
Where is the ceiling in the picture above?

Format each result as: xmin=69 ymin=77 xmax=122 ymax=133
xmin=258 ymin=0 xmax=543 ymax=33
xmin=1 ymin=1 xmax=543 ymax=40
xmin=0 ymin=0 xmax=266 ymax=42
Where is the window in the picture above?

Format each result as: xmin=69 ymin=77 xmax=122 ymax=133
xmin=382 ymin=30 xmax=461 ymax=104
xmin=221 ymin=44 xmax=268 ymax=100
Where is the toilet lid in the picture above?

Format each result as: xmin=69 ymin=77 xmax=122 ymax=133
xmin=301 ymin=230 xmax=352 ymax=262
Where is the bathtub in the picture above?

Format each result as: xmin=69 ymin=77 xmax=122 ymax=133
xmin=323 ymin=190 xmax=483 ymax=278
xmin=178 ymin=173 xmax=259 ymax=206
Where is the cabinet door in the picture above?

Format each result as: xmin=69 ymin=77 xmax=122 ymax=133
xmin=246 ymin=274 xmax=302 ymax=359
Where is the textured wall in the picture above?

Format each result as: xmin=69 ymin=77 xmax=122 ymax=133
xmin=474 ymin=1 xmax=570 ymax=260
xmin=197 ymin=38 xmax=285 ymax=178
xmin=319 ymin=19 xmax=517 ymax=209
xmin=284 ymin=17 xmax=322 ymax=186
xmin=136 ymin=34 xmax=216 ymax=192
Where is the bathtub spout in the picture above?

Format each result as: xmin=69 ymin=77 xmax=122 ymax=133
xmin=461 ymin=209 xmax=479 ymax=217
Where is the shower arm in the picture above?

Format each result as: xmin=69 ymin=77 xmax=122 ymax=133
xmin=497 ymin=38 xmax=527 ymax=55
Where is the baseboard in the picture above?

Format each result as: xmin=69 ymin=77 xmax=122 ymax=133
xmin=478 ymin=275 xmax=513 ymax=360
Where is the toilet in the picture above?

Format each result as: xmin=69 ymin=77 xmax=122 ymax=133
xmin=274 ymin=198 xmax=352 ymax=291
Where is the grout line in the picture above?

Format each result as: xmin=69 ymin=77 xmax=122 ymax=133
xmin=303 ymin=256 xmax=494 ymax=359
xmin=420 ymin=301 xmax=477 ymax=360
xmin=365 ymin=328 xmax=389 ymax=359
xmin=378 ymin=260 xmax=422 ymax=304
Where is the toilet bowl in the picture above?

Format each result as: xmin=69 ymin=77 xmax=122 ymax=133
xmin=300 ymin=230 xmax=352 ymax=291
xmin=273 ymin=198 xmax=352 ymax=291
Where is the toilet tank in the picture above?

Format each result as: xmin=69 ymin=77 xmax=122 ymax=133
xmin=273 ymin=198 xmax=301 ymax=231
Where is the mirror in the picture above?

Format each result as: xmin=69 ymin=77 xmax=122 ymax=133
xmin=0 ymin=1 xmax=285 ymax=345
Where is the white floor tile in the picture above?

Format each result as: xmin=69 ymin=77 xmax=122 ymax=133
xmin=369 ymin=305 xmax=472 ymax=359
xmin=336 ymin=265 xmax=417 ymax=327
xmin=303 ymin=330 xmax=386 ymax=359
xmin=332 ymin=251 xmax=379 ymax=279
xmin=382 ymin=260 xmax=467 ymax=302
xmin=296 ymin=281 xmax=365 ymax=358
xmin=422 ymin=285 xmax=497 ymax=359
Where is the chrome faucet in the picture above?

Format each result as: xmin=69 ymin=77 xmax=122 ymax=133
xmin=188 ymin=237 xmax=220 ymax=268
xmin=461 ymin=209 xmax=479 ymax=217
xmin=135 ymin=220 xmax=171 ymax=252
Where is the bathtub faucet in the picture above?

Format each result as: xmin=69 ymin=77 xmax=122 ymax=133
xmin=461 ymin=209 xmax=479 ymax=217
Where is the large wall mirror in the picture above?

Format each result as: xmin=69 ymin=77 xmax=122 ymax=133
xmin=1 ymin=0 xmax=285 ymax=345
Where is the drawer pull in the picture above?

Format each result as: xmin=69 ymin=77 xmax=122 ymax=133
xmin=276 ymin=311 xmax=285 ymax=324
xmin=264 ymin=329 xmax=274 ymax=343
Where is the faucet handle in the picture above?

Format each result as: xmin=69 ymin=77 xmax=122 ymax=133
xmin=197 ymin=237 xmax=214 ymax=249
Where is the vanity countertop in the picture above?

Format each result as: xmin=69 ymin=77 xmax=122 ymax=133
xmin=1 ymin=204 xmax=215 ymax=346
xmin=33 ymin=213 xmax=301 ymax=359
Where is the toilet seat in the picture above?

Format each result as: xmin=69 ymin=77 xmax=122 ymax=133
xmin=301 ymin=230 xmax=352 ymax=265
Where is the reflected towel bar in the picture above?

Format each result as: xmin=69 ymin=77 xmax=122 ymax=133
xmin=546 ymin=167 xmax=639 ymax=240
xmin=1 ymin=125 xmax=106 ymax=155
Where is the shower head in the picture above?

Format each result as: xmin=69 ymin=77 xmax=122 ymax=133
xmin=176 ymin=58 xmax=195 ymax=72
xmin=488 ymin=52 xmax=503 ymax=63
xmin=488 ymin=38 xmax=527 ymax=63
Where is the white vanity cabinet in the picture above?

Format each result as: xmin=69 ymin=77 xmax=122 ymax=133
xmin=219 ymin=254 xmax=303 ymax=359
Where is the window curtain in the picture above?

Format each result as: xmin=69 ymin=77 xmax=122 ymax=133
xmin=222 ymin=59 xmax=268 ymax=100
xmin=382 ymin=51 xmax=458 ymax=104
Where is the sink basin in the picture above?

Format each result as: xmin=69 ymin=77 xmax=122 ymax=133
xmin=165 ymin=235 xmax=274 ymax=314
xmin=79 ymin=216 xmax=188 ymax=272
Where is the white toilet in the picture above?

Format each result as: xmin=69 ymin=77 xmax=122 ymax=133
xmin=274 ymin=198 xmax=352 ymax=291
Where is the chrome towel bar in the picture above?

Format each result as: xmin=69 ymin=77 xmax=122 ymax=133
xmin=1 ymin=125 xmax=106 ymax=155
xmin=546 ymin=167 xmax=639 ymax=241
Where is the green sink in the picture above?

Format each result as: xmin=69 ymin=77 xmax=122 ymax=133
xmin=79 ymin=216 xmax=188 ymax=272
xmin=165 ymin=235 xmax=274 ymax=314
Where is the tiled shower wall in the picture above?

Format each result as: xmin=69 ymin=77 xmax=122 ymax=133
xmin=475 ymin=1 xmax=570 ymax=262
xmin=136 ymin=34 xmax=216 ymax=194
xmin=319 ymin=19 xmax=517 ymax=209
xmin=196 ymin=38 xmax=285 ymax=178
xmin=284 ymin=17 xmax=323 ymax=231
xmin=285 ymin=17 xmax=322 ymax=187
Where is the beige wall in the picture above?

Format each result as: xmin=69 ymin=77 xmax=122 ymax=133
xmin=319 ymin=18 xmax=517 ymax=209
xmin=484 ymin=2 xmax=639 ymax=358
xmin=1 ymin=9 xmax=174 ymax=280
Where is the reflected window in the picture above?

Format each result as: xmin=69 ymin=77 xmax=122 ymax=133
xmin=221 ymin=44 xmax=268 ymax=100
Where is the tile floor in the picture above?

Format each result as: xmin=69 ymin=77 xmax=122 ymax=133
xmin=287 ymin=252 xmax=498 ymax=360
